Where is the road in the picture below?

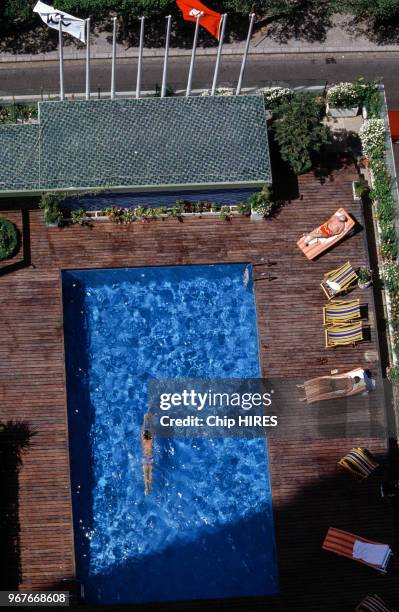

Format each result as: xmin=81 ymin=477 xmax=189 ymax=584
xmin=1 ymin=52 xmax=399 ymax=107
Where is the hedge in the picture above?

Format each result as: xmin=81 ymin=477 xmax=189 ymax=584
xmin=0 ymin=219 xmax=19 ymax=261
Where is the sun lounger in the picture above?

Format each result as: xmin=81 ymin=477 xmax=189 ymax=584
xmin=325 ymin=321 xmax=364 ymax=348
xmin=321 ymin=261 xmax=358 ymax=300
xmin=297 ymin=208 xmax=355 ymax=260
xmin=356 ymin=594 xmax=396 ymax=612
xmin=323 ymin=299 xmax=362 ymax=326
xmin=300 ymin=368 xmax=368 ymax=403
xmin=338 ymin=447 xmax=379 ymax=481
xmin=322 ymin=527 xmax=392 ymax=573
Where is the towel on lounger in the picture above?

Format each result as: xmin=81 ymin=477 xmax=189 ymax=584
xmin=353 ymin=541 xmax=390 ymax=566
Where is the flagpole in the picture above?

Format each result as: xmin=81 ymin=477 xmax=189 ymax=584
xmin=161 ymin=15 xmax=172 ymax=98
xmin=58 ymin=19 xmax=64 ymax=101
xmin=186 ymin=12 xmax=202 ymax=97
xmin=136 ymin=16 xmax=145 ymax=99
xmin=236 ymin=12 xmax=255 ymax=96
xmin=85 ymin=17 xmax=90 ymax=100
xmin=111 ymin=17 xmax=117 ymax=99
xmin=211 ymin=13 xmax=227 ymax=96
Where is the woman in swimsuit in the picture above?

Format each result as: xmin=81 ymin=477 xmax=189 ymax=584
xmin=304 ymin=212 xmax=347 ymax=246
xmin=141 ymin=413 xmax=154 ymax=495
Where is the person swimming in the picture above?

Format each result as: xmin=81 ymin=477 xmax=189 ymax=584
xmin=141 ymin=413 xmax=154 ymax=495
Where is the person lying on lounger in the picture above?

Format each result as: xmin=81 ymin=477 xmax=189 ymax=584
xmin=298 ymin=369 xmax=374 ymax=403
xmin=304 ymin=212 xmax=347 ymax=246
xmin=141 ymin=413 xmax=154 ymax=495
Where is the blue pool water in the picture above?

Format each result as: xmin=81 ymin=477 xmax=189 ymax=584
xmin=62 ymin=264 xmax=278 ymax=605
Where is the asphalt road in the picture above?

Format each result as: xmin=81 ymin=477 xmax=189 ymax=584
xmin=1 ymin=52 xmax=399 ymax=107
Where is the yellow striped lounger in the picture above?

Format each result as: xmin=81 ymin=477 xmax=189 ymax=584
xmin=323 ymin=299 xmax=361 ymax=326
xmin=338 ymin=447 xmax=379 ymax=481
xmin=321 ymin=261 xmax=358 ymax=300
xmin=325 ymin=321 xmax=363 ymax=348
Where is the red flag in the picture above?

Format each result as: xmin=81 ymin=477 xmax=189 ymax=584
xmin=176 ymin=0 xmax=222 ymax=40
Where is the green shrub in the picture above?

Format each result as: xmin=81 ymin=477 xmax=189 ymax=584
xmin=219 ymin=206 xmax=231 ymax=221
xmin=359 ymin=118 xmax=385 ymax=159
xmin=0 ymin=219 xmax=19 ymax=260
xmin=0 ymin=103 xmax=38 ymax=124
xmin=272 ymin=94 xmax=330 ymax=175
xmin=387 ymin=365 xmax=399 ymax=383
xmin=381 ymin=262 xmax=399 ymax=293
xmin=257 ymin=86 xmax=293 ymax=111
xmin=71 ymin=209 xmax=87 ymax=225
xmin=327 ymin=78 xmax=380 ymax=112
xmin=104 ymin=206 xmax=125 ymax=222
xmin=357 ymin=266 xmax=372 ymax=284
xmin=248 ymin=187 xmax=273 ymax=216
xmin=327 ymin=82 xmax=359 ymax=108
xmin=39 ymin=193 xmax=63 ymax=225
xmin=353 ymin=78 xmax=381 ymax=117
xmin=379 ymin=223 xmax=398 ymax=260
xmin=140 ymin=207 xmax=155 ymax=219
xmin=342 ymin=0 xmax=399 ymax=21
xmin=56 ymin=0 xmax=173 ymax=18
xmin=354 ymin=178 xmax=369 ymax=198
xmin=238 ymin=203 xmax=251 ymax=216
xmin=121 ymin=209 xmax=136 ymax=223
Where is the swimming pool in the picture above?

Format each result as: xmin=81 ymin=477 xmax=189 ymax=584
xmin=62 ymin=263 xmax=278 ymax=604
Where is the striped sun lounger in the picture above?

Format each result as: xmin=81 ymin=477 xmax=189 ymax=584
xmin=323 ymin=299 xmax=362 ymax=326
xmin=356 ymin=594 xmax=396 ymax=612
xmin=325 ymin=321 xmax=364 ymax=348
xmin=338 ymin=447 xmax=379 ymax=481
xmin=322 ymin=527 xmax=393 ymax=573
xmin=321 ymin=261 xmax=358 ymax=300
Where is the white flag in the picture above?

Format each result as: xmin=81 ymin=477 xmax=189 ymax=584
xmin=33 ymin=1 xmax=86 ymax=43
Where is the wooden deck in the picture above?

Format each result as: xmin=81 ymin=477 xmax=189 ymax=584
xmin=1 ymin=158 xmax=398 ymax=611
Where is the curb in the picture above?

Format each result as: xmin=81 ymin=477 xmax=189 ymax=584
xmin=1 ymin=44 xmax=399 ymax=64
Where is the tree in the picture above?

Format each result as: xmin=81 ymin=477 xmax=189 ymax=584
xmin=342 ymin=0 xmax=399 ymax=20
xmin=221 ymin=0 xmax=334 ymax=18
xmin=56 ymin=0 xmax=174 ymax=19
xmin=272 ymin=93 xmax=330 ymax=175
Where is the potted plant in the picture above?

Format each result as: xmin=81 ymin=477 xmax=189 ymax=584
xmin=257 ymin=86 xmax=293 ymax=115
xmin=357 ymin=266 xmax=372 ymax=289
xmin=219 ymin=206 xmax=231 ymax=221
xmin=39 ymin=193 xmax=63 ymax=227
xmin=201 ymin=87 xmax=234 ymax=97
xmin=248 ymin=187 xmax=273 ymax=220
xmin=0 ymin=218 xmax=19 ymax=261
xmin=326 ymin=82 xmax=360 ymax=118
xmin=237 ymin=203 xmax=251 ymax=216
xmin=352 ymin=177 xmax=369 ymax=201
xmin=71 ymin=209 xmax=88 ymax=225
xmin=104 ymin=206 xmax=125 ymax=223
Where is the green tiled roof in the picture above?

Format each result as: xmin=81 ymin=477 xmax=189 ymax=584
xmin=0 ymin=124 xmax=40 ymax=192
xmin=0 ymin=96 xmax=271 ymax=194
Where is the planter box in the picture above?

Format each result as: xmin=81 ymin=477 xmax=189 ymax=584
xmin=250 ymin=210 xmax=264 ymax=221
xmin=327 ymin=103 xmax=359 ymax=118
xmin=80 ymin=206 xmax=246 ymax=221
xmin=358 ymin=280 xmax=372 ymax=289
xmin=352 ymin=181 xmax=361 ymax=201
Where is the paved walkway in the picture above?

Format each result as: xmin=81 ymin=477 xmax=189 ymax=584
xmin=1 ymin=14 xmax=399 ymax=63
